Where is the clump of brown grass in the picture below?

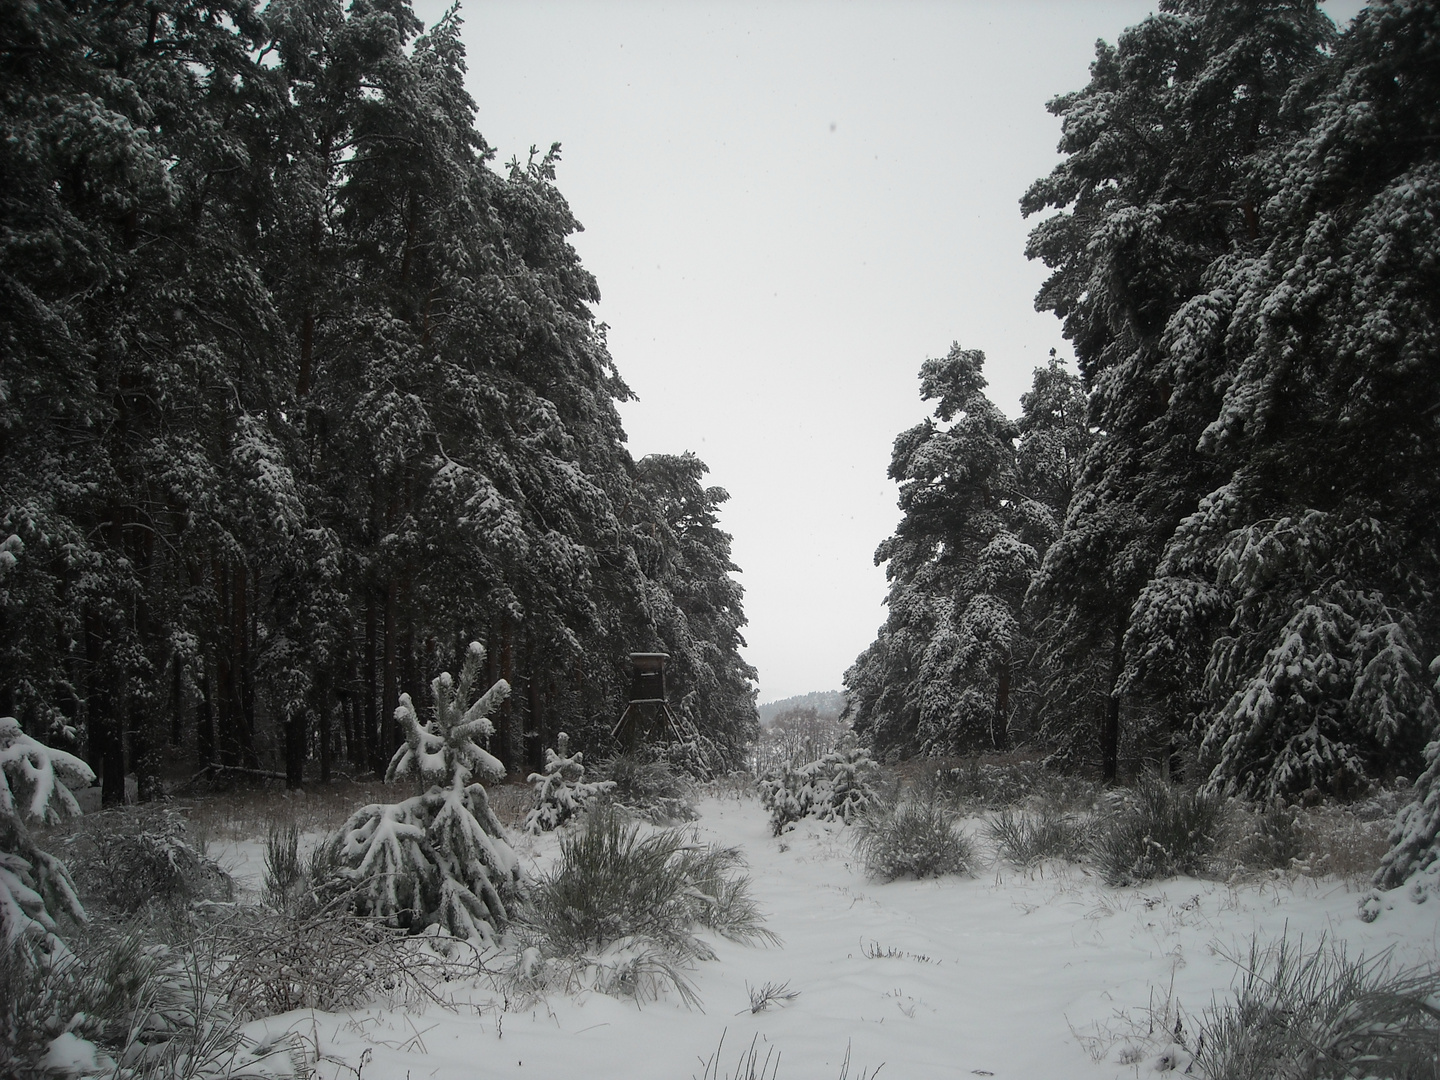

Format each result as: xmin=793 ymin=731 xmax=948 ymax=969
xmin=177 ymin=778 xmax=396 ymax=844
xmin=485 ymin=779 xmax=538 ymax=830
xmin=214 ymin=902 xmax=462 ymax=1020
xmin=1291 ymin=802 xmax=1395 ymax=883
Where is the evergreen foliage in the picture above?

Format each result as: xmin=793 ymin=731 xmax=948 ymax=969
xmin=845 ymin=351 xmax=1088 ymax=760
xmin=0 ymin=0 xmax=757 ymax=797
xmin=757 ymin=742 xmax=881 ymax=835
xmin=524 ymin=732 xmax=614 ymax=833
xmin=851 ymin=0 xmax=1440 ymax=883
xmin=324 ymin=643 xmax=521 ymax=944
xmin=0 ymin=717 xmax=92 ymax=950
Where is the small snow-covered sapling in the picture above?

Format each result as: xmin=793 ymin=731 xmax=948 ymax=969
xmin=524 ymin=732 xmax=615 ymax=833
xmin=325 ymin=643 xmax=522 ymax=944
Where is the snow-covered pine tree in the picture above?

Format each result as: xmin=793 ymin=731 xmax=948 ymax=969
xmin=757 ymin=740 xmax=880 ymax=835
xmin=524 ymin=732 xmax=615 ymax=833
xmin=325 ymin=643 xmax=522 ymax=944
xmin=1122 ymin=0 xmax=1440 ymax=803
xmin=1378 ymin=659 xmax=1440 ymax=890
xmin=847 ymin=350 xmax=1081 ymax=760
xmin=1022 ymin=0 xmax=1336 ymax=779
xmin=0 ymin=716 xmax=93 ymax=950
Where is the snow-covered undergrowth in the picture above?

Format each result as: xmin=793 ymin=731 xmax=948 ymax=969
xmin=209 ymin=793 xmax=1438 ymax=1080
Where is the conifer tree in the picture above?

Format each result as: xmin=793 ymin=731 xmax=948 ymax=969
xmin=326 ymin=643 xmax=521 ymax=944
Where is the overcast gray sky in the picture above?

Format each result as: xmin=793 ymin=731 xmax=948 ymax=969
xmin=411 ymin=0 xmax=1363 ymax=704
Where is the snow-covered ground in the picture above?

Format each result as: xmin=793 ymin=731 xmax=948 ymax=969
xmin=232 ymin=795 xmax=1439 ymax=1080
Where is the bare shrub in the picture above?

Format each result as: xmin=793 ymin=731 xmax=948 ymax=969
xmin=0 ymin=922 xmax=310 ymax=1080
xmin=1291 ymin=798 xmax=1397 ymax=882
xmin=213 ymin=903 xmax=451 ymax=1020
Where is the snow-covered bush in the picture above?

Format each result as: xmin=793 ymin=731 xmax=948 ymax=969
xmin=1219 ymin=798 xmax=1304 ymax=874
xmin=68 ymin=806 xmax=230 ymax=914
xmin=1377 ymin=662 xmax=1440 ymax=889
xmin=2 ymin=918 xmax=305 ymax=1080
xmin=1090 ymin=775 xmax=1223 ymax=886
xmin=922 ymin=755 xmax=1094 ymax=810
xmin=597 ymin=753 xmax=696 ymax=823
xmin=521 ymin=807 xmax=775 ymax=1006
xmin=323 ymin=643 xmax=522 ymax=945
xmin=854 ymin=790 xmax=973 ymax=881
xmin=757 ymin=741 xmax=880 ymax=835
xmin=524 ymin=733 xmax=614 ymax=833
xmin=0 ymin=716 xmax=92 ymax=951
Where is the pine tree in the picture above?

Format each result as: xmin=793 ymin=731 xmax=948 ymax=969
xmin=848 ymin=349 xmax=1085 ymax=759
xmin=524 ymin=732 xmax=614 ymax=833
xmin=1 ymin=717 xmax=93 ymax=950
xmin=1022 ymin=0 xmax=1337 ymax=779
xmin=326 ymin=643 xmax=521 ymax=943
xmin=1129 ymin=0 xmax=1440 ymax=800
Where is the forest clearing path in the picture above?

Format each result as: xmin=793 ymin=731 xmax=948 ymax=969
xmin=252 ymin=795 xmax=1436 ymax=1080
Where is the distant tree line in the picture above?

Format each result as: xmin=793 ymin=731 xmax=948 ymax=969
xmin=0 ymin=0 xmax=758 ymax=802
xmin=757 ymin=690 xmax=846 ymax=728
xmin=846 ymin=0 xmax=1439 ymax=829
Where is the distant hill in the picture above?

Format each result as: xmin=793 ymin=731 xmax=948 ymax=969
xmin=758 ymin=690 xmax=847 ymax=727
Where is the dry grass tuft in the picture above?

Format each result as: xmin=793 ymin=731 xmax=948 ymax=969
xmin=1290 ymin=798 xmax=1399 ymax=883
xmin=175 ymin=778 xmax=397 ymax=844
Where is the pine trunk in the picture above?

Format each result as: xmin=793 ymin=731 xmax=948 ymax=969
xmin=365 ymin=585 xmax=380 ymax=774
xmin=993 ymin=659 xmax=1010 ymax=752
xmin=1102 ymin=616 xmax=1124 ymax=783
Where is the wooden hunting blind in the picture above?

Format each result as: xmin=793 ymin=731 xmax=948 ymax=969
xmin=611 ymin=652 xmax=688 ymax=750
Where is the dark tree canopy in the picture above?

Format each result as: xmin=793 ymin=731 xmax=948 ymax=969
xmin=0 ymin=0 xmax=757 ymax=797
xmin=848 ymin=0 xmax=1440 ymax=882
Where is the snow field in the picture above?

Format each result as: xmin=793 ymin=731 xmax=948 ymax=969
xmin=237 ymin=795 xmax=1439 ymax=1080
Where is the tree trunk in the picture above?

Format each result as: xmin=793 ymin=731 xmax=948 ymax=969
xmin=86 ymin=606 xmax=124 ymax=806
xmin=993 ymin=658 xmax=1011 ymax=752
xmin=1102 ymin=616 xmax=1125 ymax=784
xmin=499 ymin=622 xmax=516 ymax=774
xmin=131 ymin=521 xmax=162 ymax=801
xmin=526 ymin=653 xmax=544 ymax=774
xmin=284 ymin=704 xmax=306 ymax=789
xmin=197 ymin=657 xmax=216 ymax=769
xmin=365 ymin=585 xmax=380 ymax=774
xmin=319 ymin=679 xmax=332 ymax=784
xmin=382 ymin=575 xmax=399 ymax=760
xmin=235 ymin=564 xmax=257 ymax=768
